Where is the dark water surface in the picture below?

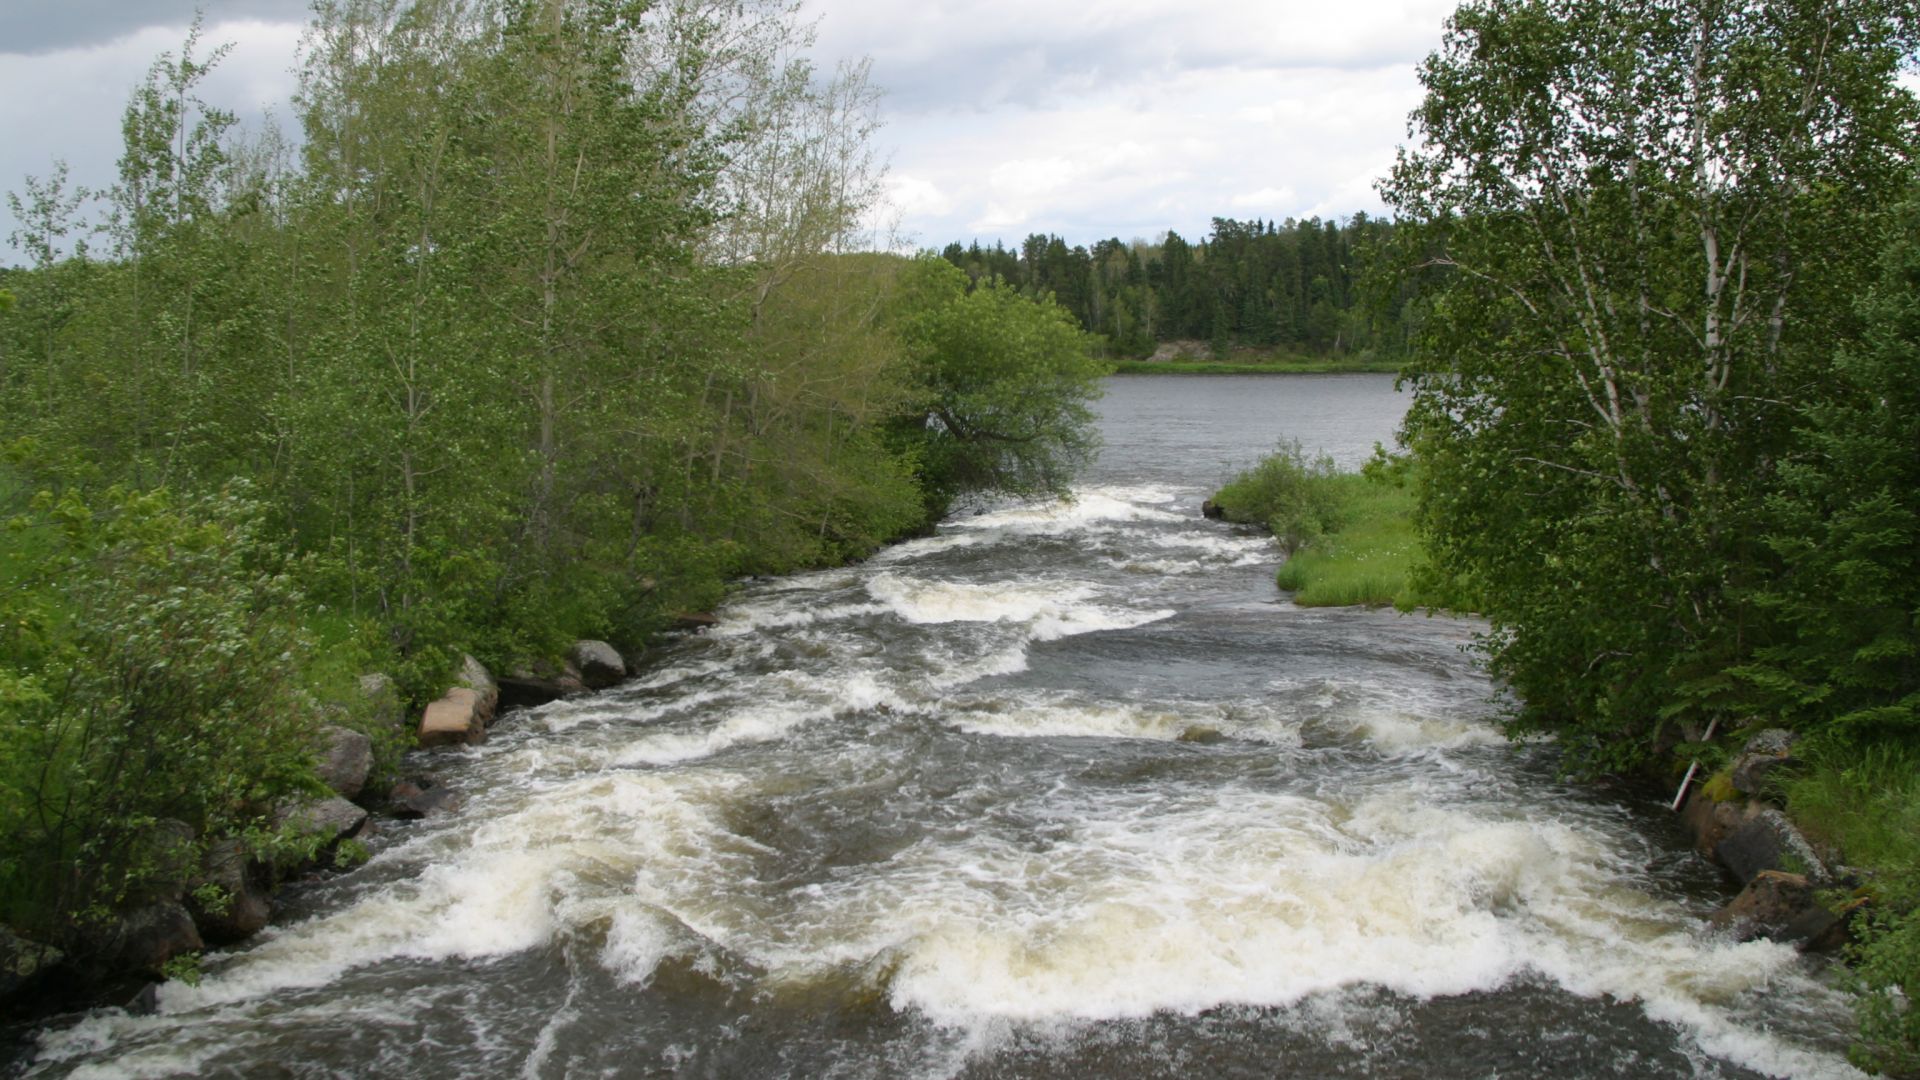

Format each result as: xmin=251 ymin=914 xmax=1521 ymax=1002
xmin=24 ymin=375 xmax=1859 ymax=1078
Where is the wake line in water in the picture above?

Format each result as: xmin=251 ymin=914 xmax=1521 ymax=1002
xmin=27 ymin=482 xmax=1864 ymax=1080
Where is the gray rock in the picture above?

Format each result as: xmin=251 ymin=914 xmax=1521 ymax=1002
xmin=186 ymin=838 xmax=272 ymax=945
xmin=135 ymin=819 xmax=199 ymax=903
xmin=315 ymin=725 xmax=374 ymax=801
xmin=570 ymin=640 xmax=626 ymax=689
xmin=1714 ymin=808 xmax=1829 ymax=886
xmin=455 ymin=655 xmax=500 ymax=726
xmin=0 ymin=926 xmax=64 ymax=1000
xmin=276 ymin=795 xmax=370 ymax=846
xmin=358 ymin=672 xmax=404 ymax=731
xmin=1730 ymin=728 xmax=1801 ymax=797
xmin=98 ymin=902 xmax=202 ymax=976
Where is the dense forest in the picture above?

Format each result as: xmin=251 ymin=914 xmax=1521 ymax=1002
xmin=0 ymin=0 xmax=1102 ymax=958
xmin=935 ymin=215 xmax=1419 ymax=360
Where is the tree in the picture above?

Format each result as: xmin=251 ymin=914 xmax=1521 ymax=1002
xmin=889 ymin=256 xmax=1106 ymax=512
xmin=1381 ymin=0 xmax=1920 ymax=770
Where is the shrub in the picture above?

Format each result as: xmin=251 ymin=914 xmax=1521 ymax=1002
xmin=0 ymin=483 xmax=320 ymax=940
xmin=1211 ymin=440 xmax=1342 ymax=551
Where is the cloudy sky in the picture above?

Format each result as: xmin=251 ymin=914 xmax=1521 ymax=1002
xmin=0 ymin=0 xmax=1459 ymax=261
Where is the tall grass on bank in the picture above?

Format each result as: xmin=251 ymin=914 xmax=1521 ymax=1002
xmin=1788 ymin=741 xmax=1920 ymax=1076
xmin=1209 ymin=446 xmax=1475 ymax=612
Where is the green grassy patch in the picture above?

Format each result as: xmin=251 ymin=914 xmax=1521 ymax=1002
xmin=1210 ymin=449 xmax=1476 ymax=612
xmin=1787 ymin=740 xmax=1920 ymax=1075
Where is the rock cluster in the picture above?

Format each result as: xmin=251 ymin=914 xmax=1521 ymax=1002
xmin=1679 ymin=728 xmax=1861 ymax=953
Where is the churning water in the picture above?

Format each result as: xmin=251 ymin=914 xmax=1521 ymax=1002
xmin=24 ymin=376 xmax=1863 ymax=1078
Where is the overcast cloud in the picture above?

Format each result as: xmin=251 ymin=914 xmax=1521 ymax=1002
xmin=1 ymin=0 xmax=1456 ymax=262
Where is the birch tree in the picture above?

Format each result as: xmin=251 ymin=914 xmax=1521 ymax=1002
xmin=1382 ymin=0 xmax=1920 ymax=769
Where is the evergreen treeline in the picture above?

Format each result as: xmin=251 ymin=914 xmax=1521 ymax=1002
xmin=936 ymin=215 xmax=1418 ymax=359
xmin=1386 ymin=0 xmax=1920 ymax=1069
xmin=0 ymin=0 xmax=1102 ymax=951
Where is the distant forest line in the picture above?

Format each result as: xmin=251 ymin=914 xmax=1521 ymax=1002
xmin=937 ymin=215 xmax=1418 ymax=360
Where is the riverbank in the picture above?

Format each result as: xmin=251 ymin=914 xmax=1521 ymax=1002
xmin=1210 ymin=447 xmax=1920 ymax=1075
xmin=1109 ymin=341 xmax=1401 ymax=375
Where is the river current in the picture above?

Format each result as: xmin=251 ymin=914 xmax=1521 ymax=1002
xmin=26 ymin=375 xmax=1861 ymax=1078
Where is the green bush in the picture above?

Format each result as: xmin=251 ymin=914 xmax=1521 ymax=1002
xmin=1211 ymin=441 xmax=1343 ymax=551
xmin=0 ymin=483 xmax=321 ymax=939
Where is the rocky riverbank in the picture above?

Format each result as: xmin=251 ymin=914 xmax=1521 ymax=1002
xmin=0 ymin=638 xmax=643 ymax=1029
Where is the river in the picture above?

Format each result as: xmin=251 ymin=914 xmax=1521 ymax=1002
xmin=24 ymin=374 xmax=1861 ymax=1078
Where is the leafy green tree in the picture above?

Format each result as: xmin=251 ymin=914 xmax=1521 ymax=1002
xmin=1382 ymin=0 xmax=1920 ymax=772
xmin=889 ymin=257 xmax=1105 ymax=512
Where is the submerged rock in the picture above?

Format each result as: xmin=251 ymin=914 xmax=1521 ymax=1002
xmin=389 ymin=779 xmax=463 ymax=819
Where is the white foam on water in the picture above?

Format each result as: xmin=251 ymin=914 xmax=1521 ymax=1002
xmin=944 ymin=694 xmax=1301 ymax=749
xmin=867 ymin=573 xmax=1173 ymax=643
xmin=1350 ymin=709 xmax=1509 ymax=751
xmin=950 ymin=491 xmax=1186 ymax=533
xmin=709 ymin=599 xmax=888 ymax=638
xmin=114 ymin=771 xmax=750 ymax=1016
xmin=611 ymin=669 xmax=902 ymax=766
xmin=666 ymin=784 xmax=1860 ymax=1079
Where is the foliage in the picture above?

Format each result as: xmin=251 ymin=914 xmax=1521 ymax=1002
xmin=1213 ymin=448 xmax=1477 ymax=610
xmin=889 ymin=257 xmax=1108 ymax=513
xmin=0 ymin=481 xmax=319 ymax=939
xmin=1209 ymin=440 xmax=1341 ymax=551
xmin=937 ymin=215 xmax=1424 ymax=360
xmin=1382 ymin=0 xmax=1920 ymax=775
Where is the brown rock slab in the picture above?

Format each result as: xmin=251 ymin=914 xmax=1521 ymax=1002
xmin=419 ymin=687 xmax=487 ymax=748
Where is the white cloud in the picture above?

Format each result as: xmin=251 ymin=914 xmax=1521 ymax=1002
xmin=2 ymin=0 xmax=1459 ymax=259
xmin=2 ymin=17 xmax=301 ymax=257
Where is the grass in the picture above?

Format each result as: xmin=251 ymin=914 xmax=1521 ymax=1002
xmin=1788 ymin=740 xmax=1920 ymax=875
xmin=1210 ymin=449 xmax=1476 ymax=612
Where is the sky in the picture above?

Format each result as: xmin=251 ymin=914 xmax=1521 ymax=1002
xmin=0 ymin=0 xmax=1461 ymax=261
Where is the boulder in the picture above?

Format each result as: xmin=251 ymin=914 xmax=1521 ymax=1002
xmin=276 ymin=795 xmax=370 ymax=847
xmin=315 ymin=725 xmax=374 ymax=801
xmin=1709 ymin=870 xmax=1817 ymax=941
xmin=419 ymin=687 xmax=488 ymax=747
xmin=1714 ymin=808 xmax=1830 ymax=886
xmin=455 ymin=655 xmax=500 ymax=726
xmin=134 ymin=819 xmax=200 ymax=904
xmin=1679 ymin=791 xmax=1754 ymax=857
xmin=498 ymin=665 xmax=588 ymax=711
xmin=0 ymin=927 xmax=63 ymax=1001
xmin=389 ymin=780 xmax=463 ymax=820
xmin=1729 ymin=728 xmax=1801 ymax=797
xmin=185 ymin=838 xmax=272 ymax=945
xmin=570 ymin=640 xmax=626 ymax=690
xmin=358 ymin=672 xmax=404 ymax=731
xmin=96 ymin=902 xmax=202 ymax=977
